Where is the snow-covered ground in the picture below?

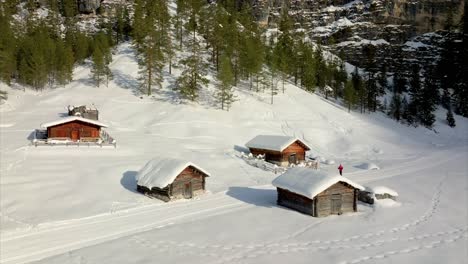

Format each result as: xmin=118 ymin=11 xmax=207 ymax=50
xmin=0 ymin=42 xmax=467 ymax=264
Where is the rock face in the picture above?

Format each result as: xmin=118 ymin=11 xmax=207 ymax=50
xmin=78 ymin=0 xmax=101 ymax=14
xmin=249 ymin=0 xmax=464 ymax=73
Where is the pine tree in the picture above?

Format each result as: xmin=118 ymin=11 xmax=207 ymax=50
xmin=91 ymin=46 xmax=105 ymax=87
xmin=272 ymin=6 xmax=294 ymax=93
xmin=61 ymin=0 xmax=77 ymax=18
xmin=393 ymin=70 xmax=407 ymax=94
xmin=176 ymin=41 xmax=209 ymax=101
xmin=300 ymin=43 xmax=317 ymax=92
xmin=351 ymin=67 xmax=366 ymax=113
xmin=174 ymin=0 xmax=188 ymax=49
xmin=215 ymin=55 xmax=236 ymax=110
xmin=135 ymin=0 xmax=170 ymax=95
xmin=418 ymin=70 xmax=438 ymax=128
xmin=54 ymin=39 xmax=74 ymax=86
xmin=314 ymin=45 xmax=326 ymax=94
xmin=407 ymin=64 xmax=422 ymax=124
xmin=0 ymin=9 xmax=17 ymax=85
xmin=17 ymin=24 xmax=52 ymax=90
xmin=344 ymin=79 xmax=356 ymax=112
xmin=269 ymin=67 xmax=279 ymax=104
xmin=446 ymin=107 xmax=456 ymax=127
xmin=388 ymin=93 xmax=402 ymax=121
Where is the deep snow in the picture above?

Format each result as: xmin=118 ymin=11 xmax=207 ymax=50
xmin=0 ymin=42 xmax=467 ymax=264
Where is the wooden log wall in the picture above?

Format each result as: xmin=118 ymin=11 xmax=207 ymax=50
xmin=48 ymin=121 xmax=101 ymax=139
xmin=277 ymin=188 xmax=314 ymax=215
xmin=315 ymin=182 xmax=356 ymax=217
xmin=249 ymin=141 xmax=307 ymax=166
xmin=281 ymin=142 xmax=306 ymax=163
xmin=170 ymin=166 xmax=206 ymax=198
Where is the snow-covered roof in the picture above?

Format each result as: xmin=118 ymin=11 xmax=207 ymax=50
xmin=272 ymin=168 xmax=364 ymax=199
xmin=136 ymin=157 xmax=210 ymax=189
xmin=245 ymin=135 xmax=311 ymax=152
xmin=40 ymin=116 xmax=108 ymax=128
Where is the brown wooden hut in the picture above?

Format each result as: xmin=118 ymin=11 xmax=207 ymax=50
xmin=272 ymin=168 xmax=364 ymax=217
xmin=136 ymin=158 xmax=210 ymax=202
xmin=245 ymin=135 xmax=311 ymax=166
xmin=40 ymin=116 xmax=108 ymax=142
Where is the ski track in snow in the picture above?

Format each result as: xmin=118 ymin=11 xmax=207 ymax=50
xmin=0 ymin=148 xmax=460 ymax=264
xmin=118 ymin=174 xmax=456 ymax=263
xmin=0 ymin=194 xmax=250 ymax=264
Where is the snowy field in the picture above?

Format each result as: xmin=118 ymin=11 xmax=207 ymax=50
xmin=0 ymin=42 xmax=467 ymax=264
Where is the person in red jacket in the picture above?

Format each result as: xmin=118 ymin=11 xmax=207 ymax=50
xmin=338 ymin=164 xmax=343 ymax=176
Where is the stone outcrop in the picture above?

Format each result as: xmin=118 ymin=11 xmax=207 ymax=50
xmin=78 ymin=0 xmax=101 ymax=14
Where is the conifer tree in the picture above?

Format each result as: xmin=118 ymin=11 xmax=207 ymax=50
xmin=176 ymin=0 xmax=208 ymax=101
xmin=377 ymin=64 xmax=388 ymax=107
xmin=418 ymin=70 xmax=438 ymax=127
xmin=446 ymin=107 xmax=456 ymax=127
xmin=177 ymin=41 xmax=209 ymax=101
xmin=407 ymin=65 xmax=422 ymax=124
xmin=135 ymin=0 xmax=170 ymax=95
xmin=273 ymin=6 xmax=294 ymax=93
xmin=344 ymin=79 xmax=356 ymax=112
xmin=174 ymin=0 xmax=188 ymax=49
xmin=91 ymin=46 xmax=105 ymax=87
xmin=299 ymin=43 xmax=317 ymax=92
xmin=269 ymin=67 xmax=279 ymax=104
xmin=314 ymin=45 xmax=327 ymax=94
xmin=215 ymin=55 xmax=236 ymax=110
xmin=0 ymin=9 xmax=17 ymax=85
xmin=61 ymin=0 xmax=77 ymax=18
xmin=54 ymin=39 xmax=74 ymax=86
xmin=351 ymin=67 xmax=366 ymax=113
xmin=388 ymin=93 xmax=402 ymax=121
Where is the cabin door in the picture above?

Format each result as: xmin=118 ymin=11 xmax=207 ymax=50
xmin=71 ymin=130 xmax=79 ymax=141
xmin=183 ymin=182 xmax=193 ymax=199
xmin=288 ymin=154 xmax=297 ymax=164
xmin=331 ymin=194 xmax=342 ymax=215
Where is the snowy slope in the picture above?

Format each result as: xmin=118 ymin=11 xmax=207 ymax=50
xmin=0 ymin=42 xmax=467 ymax=264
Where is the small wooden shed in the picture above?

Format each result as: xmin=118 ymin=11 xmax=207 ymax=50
xmin=245 ymin=135 xmax=311 ymax=166
xmin=136 ymin=158 xmax=210 ymax=202
xmin=272 ymin=168 xmax=364 ymax=217
xmin=41 ymin=116 xmax=108 ymax=142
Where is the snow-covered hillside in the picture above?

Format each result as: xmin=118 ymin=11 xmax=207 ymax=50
xmin=0 ymin=42 xmax=467 ymax=264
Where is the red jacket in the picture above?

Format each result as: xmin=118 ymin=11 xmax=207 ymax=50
xmin=338 ymin=165 xmax=343 ymax=170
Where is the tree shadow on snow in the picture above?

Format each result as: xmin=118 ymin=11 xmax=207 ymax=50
xmin=226 ymin=186 xmax=277 ymax=208
xmin=113 ymin=69 xmax=141 ymax=97
xmin=121 ymin=171 xmax=139 ymax=194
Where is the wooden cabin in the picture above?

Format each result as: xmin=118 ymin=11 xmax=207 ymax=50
xmin=245 ymin=135 xmax=311 ymax=166
xmin=136 ymin=158 xmax=210 ymax=202
xmin=40 ymin=116 xmax=108 ymax=142
xmin=272 ymin=168 xmax=364 ymax=217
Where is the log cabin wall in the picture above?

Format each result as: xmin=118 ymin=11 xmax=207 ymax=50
xmin=277 ymin=188 xmax=315 ymax=215
xmin=170 ymin=166 xmax=207 ymax=199
xmin=281 ymin=141 xmax=306 ymax=164
xmin=249 ymin=141 xmax=307 ymax=166
xmin=47 ymin=121 xmax=101 ymax=139
xmin=315 ymin=182 xmax=356 ymax=217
